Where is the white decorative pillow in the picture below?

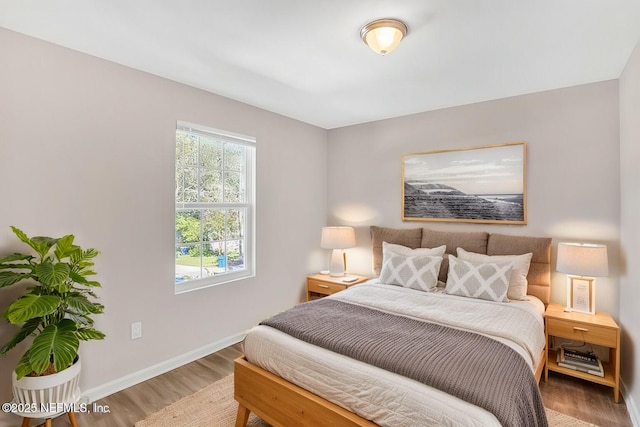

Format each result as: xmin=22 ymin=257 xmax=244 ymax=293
xmin=445 ymin=255 xmax=513 ymax=302
xmin=383 ymin=241 xmax=446 ymax=259
xmin=379 ymin=253 xmax=443 ymax=292
xmin=456 ymin=247 xmax=533 ymax=301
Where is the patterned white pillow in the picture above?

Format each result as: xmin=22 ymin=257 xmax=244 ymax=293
xmin=380 ymin=253 xmax=443 ymax=292
xmin=445 ymin=255 xmax=513 ymax=302
xmin=383 ymin=241 xmax=446 ymax=259
xmin=456 ymin=248 xmax=533 ymax=300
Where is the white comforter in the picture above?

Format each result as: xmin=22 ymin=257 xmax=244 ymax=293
xmin=243 ymin=280 xmax=546 ymax=427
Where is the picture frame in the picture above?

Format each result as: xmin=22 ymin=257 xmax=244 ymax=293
xmin=402 ymin=142 xmax=526 ymax=224
xmin=567 ymin=276 xmax=595 ymax=314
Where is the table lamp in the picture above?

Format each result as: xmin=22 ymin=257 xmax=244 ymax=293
xmin=320 ymin=226 xmax=356 ymax=277
xmin=556 ymin=242 xmax=608 ymax=314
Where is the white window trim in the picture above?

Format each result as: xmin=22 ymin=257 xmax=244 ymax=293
xmin=175 ymin=121 xmax=256 ymax=294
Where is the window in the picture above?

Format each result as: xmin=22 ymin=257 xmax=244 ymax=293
xmin=175 ymin=121 xmax=255 ymax=293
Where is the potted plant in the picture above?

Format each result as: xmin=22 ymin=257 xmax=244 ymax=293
xmin=0 ymin=226 xmax=105 ymax=416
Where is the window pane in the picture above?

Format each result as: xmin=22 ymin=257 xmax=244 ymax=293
xmin=202 ymin=209 xmax=225 ymax=241
xmin=226 ymin=240 xmax=245 ymax=271
xmin=206 ymin=241 xmax=225 ymax=274
xmin=175 ymin=168 xmax=184 ymax=202
xmin=181 ymin=167 xmax=198 ymax=203
xmin=202 ymin=250 xmax=219 ymax=277
xmin=200 ymin=138 xmax=223 ymax=168
xmin=228 ymin=209 xmax=244 ymax=239
xmin=224 ymin=171 xmax=244 ymax=202
xmin=224 ymin=144 xmax=245 ymax=171
xmin=176 ymin=166 xmax=196 ymax=203
xmin=200 ymin=170 xmax=222 ymax=202
xmin=176 ymin=133 xmax=198 ymax=166
xmin=175 ymin=242 xmax=203 ymax=283
xmin=176 ymin=210 xmax=201 ymax=243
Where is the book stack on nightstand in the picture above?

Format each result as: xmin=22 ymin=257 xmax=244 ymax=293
xmin=557 ymin=347 xmax=604 ymax=377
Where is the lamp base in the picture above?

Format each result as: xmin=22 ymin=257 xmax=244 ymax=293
xmin=328 ymin=249 xmax=345 ymax=277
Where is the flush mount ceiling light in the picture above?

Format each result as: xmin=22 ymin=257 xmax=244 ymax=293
xmin=360 ymin=18 xmax=408 ymax=55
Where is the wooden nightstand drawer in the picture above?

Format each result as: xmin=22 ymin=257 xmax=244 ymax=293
xmin=307 ymin=279 xmax=346 ymax=295
xmin=547 ymin=318 xmax=617 ymax=347
xmin=306 ymin=274 xmax=369 ymax=301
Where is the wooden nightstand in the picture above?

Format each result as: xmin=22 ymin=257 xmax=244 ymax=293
xmin=544 ymin=303 xmax=621 ymax=402
xmin=306 ymin=273 xmax=369 ymax=301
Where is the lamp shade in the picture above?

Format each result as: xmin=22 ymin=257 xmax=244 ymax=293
xmin=320 ymin=226 xmax=355 ymax=249
xmin=556 ymin=243 xmax=608 ymax=277
xmin=360 ymin=19 xmax=407 ymax=55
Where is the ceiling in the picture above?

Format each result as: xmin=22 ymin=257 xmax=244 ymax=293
xmin=2 ymin=1 xmax=640 ymax=129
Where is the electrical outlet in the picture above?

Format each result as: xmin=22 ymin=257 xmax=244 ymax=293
xmin=131 ymin=321 xmax=142 ymax=340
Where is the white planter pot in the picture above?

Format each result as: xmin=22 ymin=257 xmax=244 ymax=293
xmin=11 ymin=358 xmax=82 ymax=418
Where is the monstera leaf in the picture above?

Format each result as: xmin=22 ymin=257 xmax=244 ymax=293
xmin=0 ymin=271 xmax=30 ymax=288
xmin=35 ymin=262 xmax=70 ymax=288
xmin=27 ymin=319 xmax=79 ymax=377
xmin=6 ymin=294 xmax=61 ymax=324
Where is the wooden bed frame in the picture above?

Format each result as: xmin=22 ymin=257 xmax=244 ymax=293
xmin=234 ymin=356 xmax=378 ymax=427
xmin=234 ymin=229 xmax=552 ymax=426
xmin=234 ymin=349 xmax=546 ymax=427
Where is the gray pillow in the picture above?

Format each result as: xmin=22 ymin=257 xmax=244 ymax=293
xmin=380 ymin=253 xmax=443 ymax=292
xmin=456 ymin=248 xmax=532 ymax=300
xmin=445 ymin=255 xmax=513 ymax=302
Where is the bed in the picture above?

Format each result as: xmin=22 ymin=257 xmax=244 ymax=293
xmin=235 ymin=227 xmax=552 ymax=427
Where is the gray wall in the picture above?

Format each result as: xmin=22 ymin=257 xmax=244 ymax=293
xmin=620 ymin=37 xmax=640 ymax=426
xmin=0 ymin=27 xmax=328 ymax=422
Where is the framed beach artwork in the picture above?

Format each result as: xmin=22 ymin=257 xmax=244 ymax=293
xmin=402 ymin=142 xmax=527 ymax=224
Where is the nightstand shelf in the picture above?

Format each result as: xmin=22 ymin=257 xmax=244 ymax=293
xmin=547 ymin=349 xmax=616 ymax=387
xmin=306 ymin=273 xmax=369 ymax=301
xmin=544 ymin=303 xmax=621 ymax=402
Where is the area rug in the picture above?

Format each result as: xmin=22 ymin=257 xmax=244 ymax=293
xmin=134 ymin=374 xmax=598 ymax=427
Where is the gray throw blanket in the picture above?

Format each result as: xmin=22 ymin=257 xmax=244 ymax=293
xmin=261 ymin=298 xmax=548 ymax=427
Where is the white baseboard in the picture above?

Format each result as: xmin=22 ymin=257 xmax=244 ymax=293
xmin=622 ymin=380 xmax=640 ymax=427
xmin=81 ymin=332 xmax=245 ymax=403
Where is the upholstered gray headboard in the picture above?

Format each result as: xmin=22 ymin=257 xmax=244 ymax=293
xmin=370 ymin=226 xmax=552 ymax=304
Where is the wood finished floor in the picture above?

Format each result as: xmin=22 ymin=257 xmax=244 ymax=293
xmin=26 ymin=343 xmax=631 ymax=427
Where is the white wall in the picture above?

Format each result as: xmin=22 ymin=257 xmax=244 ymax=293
xmin=327 ymin=81 xmax=621 ymax=316
xmin=619 ymin=37 xmax=640 ymax=426
xmin=0 ymin=27 xmax=328 ymax=424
